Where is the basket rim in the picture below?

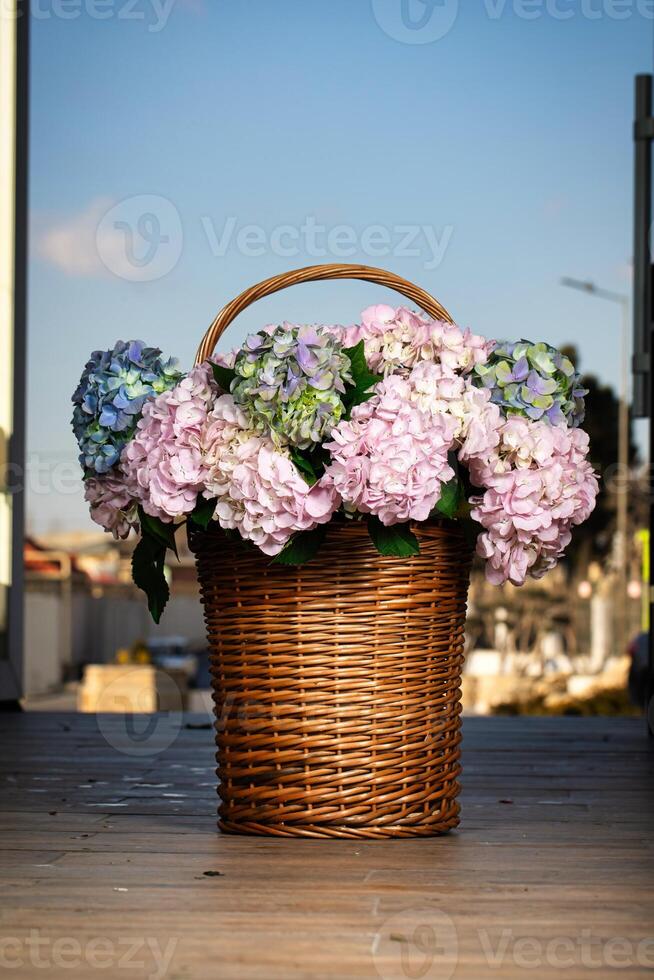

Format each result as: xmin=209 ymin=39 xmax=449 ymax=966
xmin=194 ymin=263 xmax=454 ymax=363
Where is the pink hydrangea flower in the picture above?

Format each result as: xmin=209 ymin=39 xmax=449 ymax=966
xmin=121 ymin=363 xmax=216 ymax=522
xmin=324 ymin=374 xmax=458 ymax=525
xmin=201 ymin=394 xmax=339 ymax=555
xmin=84 ymin=472 xmax=139 ymax=540
xmin=407 ymin=362 xmax=501 ymax=463
xmin=469 ymin=420 xmax=598 ymax=585
xmin=341 ymin=305 xmax=492 ymax=377
xmin=467 ymin=416 xmax=560 ymax=485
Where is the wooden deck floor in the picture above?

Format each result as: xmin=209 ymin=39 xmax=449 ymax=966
xmin=0 ymin=713 xmax=652 ymax=979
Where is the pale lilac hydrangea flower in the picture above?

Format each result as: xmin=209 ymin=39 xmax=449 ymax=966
xmin=324 ymin=374 xmax=458 ymax=525
xmin=84 ymin=473 xmax=139 ymax=540
xmin=211 ymin=349 xmax=237 ymax=370
xmin=340 ymin=305 xmax=492 ymax=378
xmin=121 ymin=363 xmax=216 ymax=522
xmin=201 ymin=394 xmax=339 ymax=555
xmin=468 ymin=418 xmax=598 ymax=586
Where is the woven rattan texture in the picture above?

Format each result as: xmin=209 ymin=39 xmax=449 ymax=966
xmin=191 ymin=520 xmax=472 ymax=839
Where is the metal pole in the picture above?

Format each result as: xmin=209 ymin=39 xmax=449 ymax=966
xmin=0 ymin=0 xmax=28 ymax=705
xmin=617 ymin=297 xmax=630 ymax=661
xmin=633 ymin=74 xmax=654 ymax=731
xmin=11 ymin=0 xmax=28 ymax=699
xmin=633 ymin=75 xmax=652 ymax=420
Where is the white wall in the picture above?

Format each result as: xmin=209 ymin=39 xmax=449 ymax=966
xmin=24 ymin=591 xmax=61 ymax=696
xmin=24 ymin=582 xmax=209 ymax=697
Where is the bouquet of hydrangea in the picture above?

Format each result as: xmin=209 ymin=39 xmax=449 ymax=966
xmin=72 ymin=307 xmax=598 ymax=621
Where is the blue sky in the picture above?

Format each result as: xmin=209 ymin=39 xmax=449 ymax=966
xmin=27 ymin=0 xmax=652 ymax=533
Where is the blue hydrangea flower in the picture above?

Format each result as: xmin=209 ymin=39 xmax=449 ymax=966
xmin=72 ymin=340 xmax=182 ymax=474
xmin=473 ymin=340 xmax=587 ymax=426
xmin=230 ymin=324 xmax=353 ymax=449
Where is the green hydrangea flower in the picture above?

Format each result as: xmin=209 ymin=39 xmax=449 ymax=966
xmin=231 ymin=324 xmax=353 ymax=448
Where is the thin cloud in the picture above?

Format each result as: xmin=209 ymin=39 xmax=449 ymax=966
xmin=36 ymin=198 xmax=115 ymax=279
xmin=543 ymin=195 xmax=567 ymax=219
xmin=36 ymin=195 xmax=184 ymax=283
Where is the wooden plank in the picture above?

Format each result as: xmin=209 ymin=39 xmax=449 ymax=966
xmin=0 ymin=714 xmax=652 ymax=979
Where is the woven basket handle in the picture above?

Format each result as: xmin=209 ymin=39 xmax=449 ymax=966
xmin=194 ymin=263 xmax=454 ymax=364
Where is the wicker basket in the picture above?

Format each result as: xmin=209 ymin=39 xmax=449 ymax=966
xmin=191 ymin=264 xmax=473 ymax=838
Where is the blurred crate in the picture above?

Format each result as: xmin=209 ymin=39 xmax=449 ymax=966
xmin=78 ymin=664 xmax=188 ymax=713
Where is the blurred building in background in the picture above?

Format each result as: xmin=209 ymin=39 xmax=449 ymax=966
xmin=23 ymin=531 xmax=206 ymax=701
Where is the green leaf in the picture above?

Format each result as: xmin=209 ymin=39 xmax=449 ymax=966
xmin=289 ymin=449 xmax=319 ymax=486
xmin=289 ymin=446 xmax=331 ymax=485
xmin=138 ymin=507 xmax=178 ymax=558
xmin=367 ymin=518 xmax=420 ymax=557
xmin=344 ymin=340 xmax=379 ymax=387
xmin=189 ymin=496 xmax=216 ymax=530
xmin=272 ymin=525 xmax=327 ymax=566
xmin=131 ymin=535 xmax=170 ymax=624
xmin=347 ymin=387 xmax=378 ymax=412
xmin=434 ymin=475 xmax=464 ymax=519
xmin=211 ymin=362 xmax=237 ymax=392
xmin=342 ymin=341 xmax=382 ymax=414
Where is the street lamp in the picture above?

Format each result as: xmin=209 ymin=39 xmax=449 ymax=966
xmin=560 ymin=277 xmax=630 ymax=659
